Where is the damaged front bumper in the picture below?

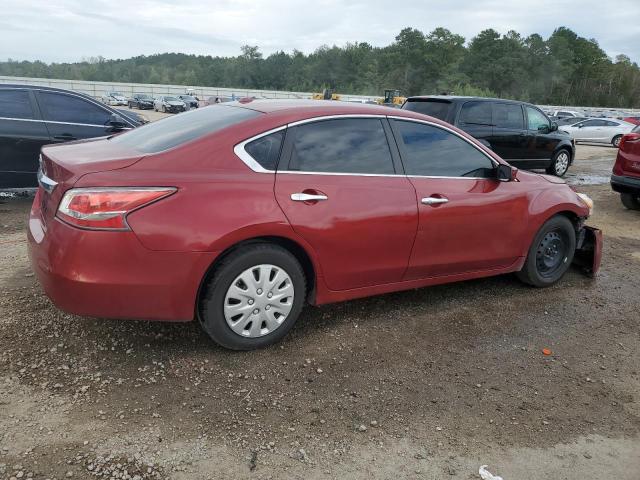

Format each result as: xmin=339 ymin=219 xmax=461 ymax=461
xmin=573 ymin=225 xmax=602 ymax=277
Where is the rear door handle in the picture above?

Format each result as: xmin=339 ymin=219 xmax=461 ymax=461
xmin=421 ymin=197 xmax=449 ymax=205
xmin=291 ymin=193 xmax=328 ymax=202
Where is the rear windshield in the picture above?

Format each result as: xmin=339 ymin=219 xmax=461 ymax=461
xmin=110 ymin=104 xmax=260 ymax=153
xmin=403 ymin=99 xmax=452 ymax=120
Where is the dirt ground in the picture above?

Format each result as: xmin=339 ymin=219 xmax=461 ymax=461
xmin=1 ymin=145 xmax=639 ymax=480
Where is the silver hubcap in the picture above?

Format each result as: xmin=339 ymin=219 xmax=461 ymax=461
xmin=555 ymin=152 xmax=569 ymax=175
xmin=224 ymin=264 xmax=294 ymax=338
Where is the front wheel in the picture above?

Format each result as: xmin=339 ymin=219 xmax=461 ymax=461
xmin=517 ymin=215 xmax=576 ymax=287
xmin=546 ymin=149 xmax=571 ymax=177
xmin=621 ymin=193 xmax=640 ymax=210
xmin=612 ymin=135 xmax=622 ymax=148
xmin=199 ymin=244 xmax=306 ymax=350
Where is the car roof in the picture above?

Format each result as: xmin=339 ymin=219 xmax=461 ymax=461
xmin=0 ymin=83 xmax=99 ymax=102
xmin=233 ymin=99 xmax=429 ymax=119
xmin=405 ymin=95 xmax=534 ymax=107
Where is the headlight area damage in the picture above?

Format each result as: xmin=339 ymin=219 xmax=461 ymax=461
xmin=573 ymin=224 xmax=603 ymax=277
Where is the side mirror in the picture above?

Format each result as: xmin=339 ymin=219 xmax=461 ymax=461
xmin=538 ymin=124 xmax=550 ymax=134
xmin=496 ymin=164 xmax=516 ymax=182
xmin=550 ymin=121 xmax=558 ymax=132
xmin=109 ymin=113 xmax=126 ymax=130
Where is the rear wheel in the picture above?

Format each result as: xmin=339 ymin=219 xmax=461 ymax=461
xmin=612 ymin=135 xmax=622 ymax=148
xmin=517 ymin=216 xmax=576 ymax=287
xmin=621 ymin=193 xmax=640 ymax=210
xmin=199 ymin=244 xmax=306 ymax=350
xmin=546 ymin=149 xmax=571 ymax=177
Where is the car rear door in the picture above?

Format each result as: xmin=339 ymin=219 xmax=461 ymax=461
xmin=0 ymin=88 xmax=51 ymax=188
xmin=389 ymin=118 xmax=529 ymax=279
xmin=35 ymin=90 xmax=123 ymax=143
xmin=274 ymin=117 xmax=418 ymax=291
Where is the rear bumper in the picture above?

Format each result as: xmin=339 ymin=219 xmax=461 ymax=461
xmin=611 ymin=174 xmax=640 ymax=195
xmin=27 ymin=202 xmax=217 ymax=322
xmin=573 ymin=226 xmax=603 ymax=277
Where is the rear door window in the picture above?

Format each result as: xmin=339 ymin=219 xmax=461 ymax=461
xmin=402 ymin=100 xmax=452 ymax=120
xmin=38 ymin=91 xmax=112 ymax=125
xmin=287 ymin=118 xmax=394 ymax=174
xmin=493 ymin=103 xmax=524 ymax=129
xmin=0 ymin=89 xmax=34 ymax=119
xmin=459 ymin=101 xmax=492 ymax=126
xmin=393 ymin=120 xmax=494 ymax=178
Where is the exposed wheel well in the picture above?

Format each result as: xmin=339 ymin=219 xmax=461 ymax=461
xmin=195 ymin=236 xmax=317 ymax=319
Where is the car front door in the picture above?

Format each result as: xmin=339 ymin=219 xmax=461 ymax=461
xmin=35 ymin=90 xmax=122 ymax=143
xmin=524 ymin=106 xmax=559 ymax=161
xmin=274 ymin=117 xmax=418 ymax=291
xmin=0 ymin=88 xmax=51 ymax=188
xmin=389 ymin=118 xmax=530 ymax=279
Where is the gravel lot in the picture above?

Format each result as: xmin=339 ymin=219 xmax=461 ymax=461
xmin=1 ymin=145 xmax=639 ymax=480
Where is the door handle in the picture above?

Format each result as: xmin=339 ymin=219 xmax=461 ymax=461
xmin=421 ymin=197 xmax=449 ymax=205
xmin=53 ymin=134 xmax=76 ymax=141
xmin=291 ymin=193 xmax=328 ymax=202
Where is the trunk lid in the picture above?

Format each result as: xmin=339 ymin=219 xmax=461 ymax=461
xmin=38 ymin=136 xmax=144 ymax=225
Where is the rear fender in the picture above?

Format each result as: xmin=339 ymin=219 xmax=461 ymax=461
xmin=573 ymin=226 xmax=603 ymax=277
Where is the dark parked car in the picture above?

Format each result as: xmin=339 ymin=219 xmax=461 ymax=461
xmin=0 ymin=84 xmax=140 ymax=188
xmin=403 ymin=96 xmax=576 ymax=176
xmin=128 ymin=93 xmax=154 ymax=110
xmin=611 ymin=125 xmax=640 ymax=210
xmin=178 ymin=95 xmax=199 ymax=109
xmin=28 ymin=100 xmax=601 ymax=350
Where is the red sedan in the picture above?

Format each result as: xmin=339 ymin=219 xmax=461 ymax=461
xmin=28 ymin=100 xmax=602 ymax=350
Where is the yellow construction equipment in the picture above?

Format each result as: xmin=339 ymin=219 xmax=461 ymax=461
xmin=312 ymin=89 xmax=341 ymax=101
xmin=377 ymin=89 xmax=406 ymax=107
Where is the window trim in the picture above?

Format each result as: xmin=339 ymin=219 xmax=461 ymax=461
xmin=34 ymin=89 xmax=136 ymax=128
xmin=235 ymin=114 xmax=499 ymax=179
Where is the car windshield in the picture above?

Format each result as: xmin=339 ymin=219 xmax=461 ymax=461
xmin=137 ymin=94 xmax=152 ymax=100
xmin=165 ymin=96 xmax=179 ymax=101
xmin=403 ymin=99 xmax=452 ymax=120
xmin=182 ymin=96 xmax=196 ymax=101
xmin=111 ymin=92 xmax=124 ymax=97
xmin=109 ymin=104 xmax=260 ymax=153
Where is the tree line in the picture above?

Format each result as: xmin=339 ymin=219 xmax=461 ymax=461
xmin=1 ymin=26 xmax=639 ymax=107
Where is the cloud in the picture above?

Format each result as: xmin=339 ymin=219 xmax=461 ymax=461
xmin=1 ymin=0 xmax=639 ymax=63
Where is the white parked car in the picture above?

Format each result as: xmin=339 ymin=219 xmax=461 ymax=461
xmin=153 ymin=95 xmax=186 ymax=113
xmin=551 ymin=109 xmax=582 ymax=119
xmin=101 ymin=91 xmax=128 ymax=106
xmin=561 ymin=118 xmax=635 ymax=147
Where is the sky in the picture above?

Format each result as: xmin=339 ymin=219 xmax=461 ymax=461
xmin=1 ymin=0 xmax=639 ymax=64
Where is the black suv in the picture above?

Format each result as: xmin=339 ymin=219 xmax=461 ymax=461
xmin=402 ymin=96 xmax=575 ymax=176
xmin=0 ymin=84 xmax=141 ymax=188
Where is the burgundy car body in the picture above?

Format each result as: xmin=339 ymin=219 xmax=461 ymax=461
xmin=28 ymin=100 xmax=600 ymax=324
xmin=611 ymin=130 xmax=640 ymax=203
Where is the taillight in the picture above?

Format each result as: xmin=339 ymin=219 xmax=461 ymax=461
xmin=619 ymin=133 xmax=640 ymax=150
xmin=56 ymin=187 xmax=176 ymax=230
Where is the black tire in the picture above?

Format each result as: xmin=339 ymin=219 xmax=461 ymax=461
xmin=612 ymin=135 xmax=622 ymax=148
xmin=517 ymin=215 xmax=576 ymax=287
xmin=199 ymin=244 xmax=306 ymax=350
xmin=621 ymin=193 xmax=640 ymax=210
xmin=546 ymin=149 xmax=571 ymax=177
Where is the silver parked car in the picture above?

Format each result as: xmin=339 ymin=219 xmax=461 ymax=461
xmin=153 ymin=95 xmax=186 ymax=114
xmin=561 ymin=118 xmax=635 ymax=147
xmin=101 ymin=91 xmax=128 ymax=106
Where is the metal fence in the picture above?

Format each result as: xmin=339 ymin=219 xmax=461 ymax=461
xmin=0 ymin=75 xmax=378 ymax=103
xmin=1 ymin=75 xmax=639 ymax=116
